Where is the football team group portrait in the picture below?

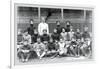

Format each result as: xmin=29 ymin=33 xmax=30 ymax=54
xmin=16 ymin=4 xmax=93 ymax=64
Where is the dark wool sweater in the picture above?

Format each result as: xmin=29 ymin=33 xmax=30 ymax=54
xmin=32 ymin=34 xmax=39 ymax=43
xmin=74 ymin=32 xmax=82 ymax=39
xmin=82 ymin=31 xmax=90 ymax=39
xmin=65 ymin=25 xmax=70 ymax=32
xmin=56 ymin=26 xmax=62 ymax=35
xmin=27 ymin=25 xmax=35 ymax=36
xmin=51 ymin=32 xmax=60 ymax=41
xmin=41 ymin=34 xmax=50 ymax=42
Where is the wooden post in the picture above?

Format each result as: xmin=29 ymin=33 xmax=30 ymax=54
xmin=38 ymin=7 xmax=40 ymax=22
xmin=84 ymin=10 xmax=86 ymax=22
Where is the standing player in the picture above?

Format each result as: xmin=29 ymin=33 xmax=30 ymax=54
xmin=38 ymin=17 xmax=49 ymax=35
xmin=27 ymin=19 xmax=35 ymax=43
xmin=27 ymin=19 xmax=35 ymax=36
xmin=56 ymin=21 xmax=62 ymax=35
xmin=65 ymin=21 xmax=71 ymax=32
xmin=32 ymin=29 xmax=39 ymax=43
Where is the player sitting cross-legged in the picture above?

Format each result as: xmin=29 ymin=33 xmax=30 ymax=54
xmin=33 ymin=37 xmax=46 ymax=59
xmin=47 ymin=38 xmax=59 ymax=58
xmin=58 ymin=37 xmax=67 ymax=57
xmin=17 ymin=40 xmax=32 ymax=62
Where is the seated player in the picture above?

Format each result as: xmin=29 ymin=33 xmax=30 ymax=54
xmin=83 ymin=38 xmax=92 ymax=57
xmin=68 ymin=26 xmax=75 ymax=41
xmin=82 ymin=26 xmax=92 ymax=56
xmin=17 ymin=29 xmax=23 ymax=49
xmin=60 ymin=27 xmax=67 ymax=41
xmin=41 ymin=29 xmax=50 ymax=49
xmin=47 ymin=38 xmax=59 ymax=55
xmin=69 ymin=37 xmax=77 ymax=56
xmin=51 ymin=28 xmax=60 ymax=42
xmin=58 ymin=37 xmax=67 ymax=56
xmin=48 ymin=38 xmax=56 ymax=52
xmin=33 ymin=37 xmax=46 ymax=59
xmin=32 ymin=29 xmax=39 ymax=43
xmin=65 ymin=26 xmax=74 ymax=47
xmin=17 ymin=40 xmax=32 ymax=62
xmin=74 ymin=29 xmax=82 ymax=42
xmin=22 ymin=30 xmax=31 ymax=44
xmin=17 ymin=29 xmax=23 ymax=43
xmin=80 ymin=38 xmax=88 ymax=57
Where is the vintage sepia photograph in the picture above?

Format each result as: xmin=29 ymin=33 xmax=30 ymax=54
xmin=15 ymin=3 xmax=93 ymax=65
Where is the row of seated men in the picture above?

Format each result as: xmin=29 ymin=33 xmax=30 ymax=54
xmin=17 ymin=23 xmax=92 ymax=62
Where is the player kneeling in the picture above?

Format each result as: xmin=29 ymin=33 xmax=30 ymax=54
xmin=17 ymin=40 xmax=32 ymax=62
xmin=33 ymin=37 xmax=46 ymax=59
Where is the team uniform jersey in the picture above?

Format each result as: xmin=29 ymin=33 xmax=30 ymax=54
xmin=20 ymin=45 xmax=31 ymax=53
xmin=56 ymin=26 xmax=62 ymax=35
xmin=38 ymin=22 xmax=49 ymax=35
xmin=41 ymin=34 xmax=50 ymax=42
xmin=68 ymin=31 xmax=74 ymax=40
xmin=51 ymin=32 xmax=60 ymax=42
xmin=23 ymin=34 xmax=31 ymax=44
xmin=82 ymin=31 xmax=90 ymax=39
xmin=60 ymin=32 xmax=67 ymax=41
xmin=33 ymin=42 xmax=46 ymax=52
xmin=32 ymin=34 xmax=39 ymax=43
xmin=48 ymin=42 xmax=56 ymax=51
xmin=70 ymin=41 xmax=77 ymax=47
xmin=65 ymin=25 xmax=70 ymax=32
xmin=17 ymin=34 xmax=23 ymax=42
xmin=58 ymin=42 xmax=66 ymax=54
xmin=27 ymin=26 xmax=35 ymax=36
xmin=74 ymin=32 xmax=82 ymax=40
xmin=80 ymin=42 xmax=88 ymax=50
